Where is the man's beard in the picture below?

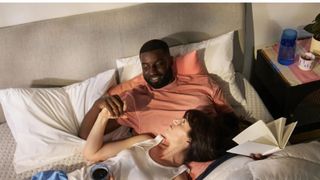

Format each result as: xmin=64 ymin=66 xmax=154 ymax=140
xmin=145 ymin=69 xmax=174 ymax=89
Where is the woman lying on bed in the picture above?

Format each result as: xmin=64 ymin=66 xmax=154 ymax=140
xmin=83 ymin=108 xmax=246 ymax=180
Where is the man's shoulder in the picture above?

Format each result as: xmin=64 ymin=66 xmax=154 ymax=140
xmin=108 ymin=74 xmax=145 ymax=96
xmin=176 ymin=74 xmax=218 ymax=86
xmin=174 ymin=74 xmax=222 ymax=95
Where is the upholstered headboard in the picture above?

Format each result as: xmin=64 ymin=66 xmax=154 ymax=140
xmin=0 ymin=3 xmax=245 ymax=89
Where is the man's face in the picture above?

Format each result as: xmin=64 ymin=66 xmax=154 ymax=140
xmin=140 ymin=49 xmax=173 ymax=89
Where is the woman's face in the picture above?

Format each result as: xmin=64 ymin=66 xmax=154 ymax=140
xmin=161 ymin=118 xmax=191 ymax=147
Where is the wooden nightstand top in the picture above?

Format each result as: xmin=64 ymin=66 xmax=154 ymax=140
xmin=261 ymin=38 xmax=320 ymax=87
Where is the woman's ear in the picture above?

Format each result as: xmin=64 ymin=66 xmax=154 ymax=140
xmin=172 ymin=119 xmax=180 ymax=125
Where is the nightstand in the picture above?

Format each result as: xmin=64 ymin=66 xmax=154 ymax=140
xmin=291 ymin=89 xmax=320 ymax=143
xmin=252 ymin=38 xmax=320 ymax=122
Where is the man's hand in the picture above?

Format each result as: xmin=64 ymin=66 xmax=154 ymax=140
xmin=94 ymin=95 xmax=126 ymax=118
xmin=79 ymin=94 xmax=124 ymax=140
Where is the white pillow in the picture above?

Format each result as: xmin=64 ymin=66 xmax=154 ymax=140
xmin=0 ymin=69 xmax=116 ymax=173
xmin=115 ymin=31 xmax=246 ymax=106
xmin=116 ymin=55 xmax=142 ymax=83
xmin=64 ymin=69 xmax=116 ymax=125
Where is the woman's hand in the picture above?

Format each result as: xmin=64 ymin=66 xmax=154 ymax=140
xmin=249 ymin=153 xmax=270 ymax=160
xmin=79 ymin=95 xmax=124 ymax=140
xmin=95 ymin=95 xmax=126 ymax=118
xmin=98 ymin=108 xmax=113 ymax=120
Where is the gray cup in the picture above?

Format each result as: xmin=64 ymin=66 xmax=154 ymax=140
xmin=90 ymin=163 xmax=110 ymax=180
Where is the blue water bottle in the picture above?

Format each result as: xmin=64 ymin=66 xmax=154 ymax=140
xmin=278 ymin=28 xmax=297 ymax=65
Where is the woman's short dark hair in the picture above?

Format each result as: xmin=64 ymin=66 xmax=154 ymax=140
xmin=139 ymin=39 xmax=170 ymax=55
xmin=184 ymin=110 xmax=243 ymax=163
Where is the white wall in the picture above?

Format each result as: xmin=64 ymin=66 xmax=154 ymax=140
xmin=0 ymin=3 xmax=138 ymax=28
xmin=252 ymin=3 xmax=320 ymax=55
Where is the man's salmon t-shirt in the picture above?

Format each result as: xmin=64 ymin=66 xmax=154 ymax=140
xmin=116 ymin=74 xmax=233 ymax=135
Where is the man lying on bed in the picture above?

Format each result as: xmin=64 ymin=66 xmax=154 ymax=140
xmin=79 ymin=39 xmax=237 ymax=178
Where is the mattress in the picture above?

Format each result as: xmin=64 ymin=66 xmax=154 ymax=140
xmin=234 ymin=72 xmax=273 ymax=122
xmin=0 ymin=123 xmax=86 ymax=180
xmin=0 ymin=73 xmax=272 ymax=179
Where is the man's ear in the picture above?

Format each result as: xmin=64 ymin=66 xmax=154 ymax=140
xmin=168 ymin=56 xmax=174 ymax=66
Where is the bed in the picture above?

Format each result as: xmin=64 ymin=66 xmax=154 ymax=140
xmin=0 ymin=3 xmax=319 ymax=180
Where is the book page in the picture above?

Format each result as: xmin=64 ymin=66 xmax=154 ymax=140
xmin=227 ymin=141 xmax=280 ymax=156
xmin=280 ymin=121 xmax=297 ymax=148
xmin=267 ymin=117 xmax=286 ymax=144
xmin=254 ymin=136 xmax=277 ymax=146
xmin=232 ymin=120 xmax=278 ymax=146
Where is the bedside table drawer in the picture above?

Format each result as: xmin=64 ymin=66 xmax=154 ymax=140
xmin=256 ymin=50 xmax=288 ymax=108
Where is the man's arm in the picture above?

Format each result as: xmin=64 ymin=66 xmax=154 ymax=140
xmin=78 ymin=94 xmax=125 ymax=140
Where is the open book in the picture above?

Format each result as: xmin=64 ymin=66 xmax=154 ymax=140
xmin=227 ymin=117 xmax=297 ymax=156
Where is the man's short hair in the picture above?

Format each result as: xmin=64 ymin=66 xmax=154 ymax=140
xmin=139 ymin=39 xmax=170 ymax=54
